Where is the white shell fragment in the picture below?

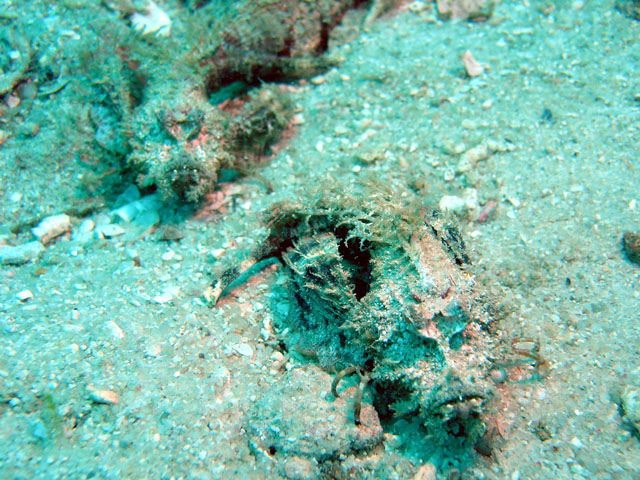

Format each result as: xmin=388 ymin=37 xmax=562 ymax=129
xmin=439 ymin=188 xmax=478 ymax=214
xmin=131 ymin=1 xmax=172 ymax=37
xmin=461 ymin=50 xmax=484 ymax=77
xmin=145 ymin=344 xmax=162 ymax=358
xmin=105 ymin=320 xmax=125 ymax=340
xmin=96 ymin=224 xmax=126 ymax=238
xmin=32 ymin=214 xmax=71 ymax=243
xmin=87 ymin=386 xmax=120 ymax=405
xmin=232 ymin=343 xmax=254 ymax=357
xmin=16 ymin=289 xmax=34 ymax=302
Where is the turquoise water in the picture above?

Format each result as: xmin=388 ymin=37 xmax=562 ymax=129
xmin=1 ymin=1 xmax=639 ymax=478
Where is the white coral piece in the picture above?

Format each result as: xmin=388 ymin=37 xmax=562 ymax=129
xmin=131 ymin=1 xmax=172 ymax=37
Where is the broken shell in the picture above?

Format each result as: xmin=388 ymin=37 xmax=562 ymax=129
xmin=16 ymin=289 xmax=34 ymax=302
xmin=461 ymin=50 xmax=484 ymax=77
xmin=87 ymin=386 xmax=120 ymax=405
xmin=32 ymin=214 xmax=71 ymax=244
xmin=95 ymin=224 xmax=126 ymax=238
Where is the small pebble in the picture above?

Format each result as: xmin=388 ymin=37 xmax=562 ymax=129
xmin=96 ymin=224 xmax=126 ymax=238
xmin=569 ymin=437 xmax=583 ymax=449
xmin=31 ymin=420 xmax=48 ymax=441
xmin=87 ymin=386 xmax=119 ymax=405
xmin=490 ymin=368 xmax=506 ymax=383
xmin=16 ymin=289 xmax=34 ymax=302
xmin=145 ymin=345 xmax=162 ymax=358
xmin=161 ymin=250 xmax=176 ymax=261
xmin=153 ymin=292 xmax=174 ymax=304
xmin=232 ymin=343 xmax=254 ymax=357
xmin=105 ymin=320 xmax=125 ymax=339
xmin=77 ymin=219 xmax=95 ymax=233
xmin=461 ymin=50 xmax=484 ymax=77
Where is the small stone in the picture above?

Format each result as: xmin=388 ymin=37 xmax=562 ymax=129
xmin=414 ymin=462 xmax=437 ymax=480
xmin=105 ymin=320 xmax=125 ymax=339
xmin=457 ymin=143 xmax=491 ymax=172
xmin=6 ymin=95 xmax=20 ymax=109
xmin=32 ymin=214 xmax=71 ymax=243
xmin=232 ymin=343 xmax=254 ymax=357
xmin=87 ymin=386 xmax=119 ymax=405
xmin=0 ymin=242 xmax=45 ymax=265
xmin=443 ymin=167 xmax=455 ymax=182
xmin=153 ymin=292 xmax=174 ymax=304
xmin=31 ymin=420 xmax=48 ymax=441
xmin=145 ymin=344 xmax=162 ymax=358
xmin=77 ymin=219 xmax=95 ymax=233
xmin=490 ymin=368 xmax=506 ymax=383
xmin=440 ymin=195 xmax=466 ymax=212
xmin=461 ymin=50 xmax=484 ymax=77
xmin=96 ymin=224 xmax=126 ymax=238
xmin=16 ymin=290 xmax=34 ymax=302
xmin=161 ymin=250 xmax=176 ymax=261
xmin=569 ymin=437 xmax=583 ymax=449
xmin=439 ymin=189 xmax=478 ymax=214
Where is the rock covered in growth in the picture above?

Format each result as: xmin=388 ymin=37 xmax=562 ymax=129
xmin=221 ymin=182 xmax=499 ymax=447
